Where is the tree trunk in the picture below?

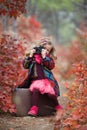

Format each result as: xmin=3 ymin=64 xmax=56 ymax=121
xmin=2 ymin=15 xmax=9 ymax=32
xmin=12 ymin=17 xmax=18 ymax=33
xmin=31 ymin=0 xmax=38 ymax=17
xmin=25 ymin=0 xmax=32 ymax=16
xmin=83 ymin=0 xmax=87 ymax=24
xmin=51 ymin=10 xmax=60 ymax=42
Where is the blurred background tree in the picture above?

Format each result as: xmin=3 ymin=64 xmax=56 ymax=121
xmin=25 ymin=0 xmax=87 ymax=44
xmin=0 ymin=0 xmax=87 ymax=44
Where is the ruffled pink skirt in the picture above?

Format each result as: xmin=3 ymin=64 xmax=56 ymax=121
xmin=29 ymin=79 xmax=55 ymax=95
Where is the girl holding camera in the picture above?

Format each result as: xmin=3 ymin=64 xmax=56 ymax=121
xmin=21 ymin=38 xmax=63 ymax=120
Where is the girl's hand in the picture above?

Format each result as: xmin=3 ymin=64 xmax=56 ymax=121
xmin=41 ymin=49 xmax=47 ymax=58
xmin=30 ymin=49 xmax=35 ymax=57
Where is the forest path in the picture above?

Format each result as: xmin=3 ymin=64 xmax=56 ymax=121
xmin=0 ymin=81 xmax=67 ymax=130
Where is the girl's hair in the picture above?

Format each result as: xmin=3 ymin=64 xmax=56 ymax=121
xmin=40 ymin=38 xmax=57 ymax=60
xmin=25 ymin=38 xmax=57 ymax=60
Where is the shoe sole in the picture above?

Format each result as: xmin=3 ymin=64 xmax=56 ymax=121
xmin=28 ymin=113 xmax=37 ymax=117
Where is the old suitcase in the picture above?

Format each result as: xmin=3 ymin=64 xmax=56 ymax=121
xmin=12 ymin=88 xmax=56 ymax=117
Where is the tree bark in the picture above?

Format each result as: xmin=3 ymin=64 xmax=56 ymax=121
xmin=2 ymin=15 xmax=9 ymax=32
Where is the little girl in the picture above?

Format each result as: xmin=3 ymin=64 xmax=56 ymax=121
xmin=21 ymin=38 xmax=63 ymax=120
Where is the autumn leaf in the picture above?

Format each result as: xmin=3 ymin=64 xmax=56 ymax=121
xmin=0 ymin=16 xmax=44 ymax=113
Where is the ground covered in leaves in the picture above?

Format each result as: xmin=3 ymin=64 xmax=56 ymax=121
xmin=0 ymin=113 xmax=56 ymax=130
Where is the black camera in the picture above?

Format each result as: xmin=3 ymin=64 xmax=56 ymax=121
xmin=33 ymin=46 xmax=44 ymax=54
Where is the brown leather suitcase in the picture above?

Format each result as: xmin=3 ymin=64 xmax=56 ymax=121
xmin=12 ymin=88 xmax=56 ymax=117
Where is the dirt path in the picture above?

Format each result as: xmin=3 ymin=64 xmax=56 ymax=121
xmin=0 ymin=114 xmax=55 ymax=130
xmin=0 ymin=81 xmax=67 ymax=130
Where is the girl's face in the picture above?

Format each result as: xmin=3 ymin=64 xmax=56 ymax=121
xmin=43 ymin=44 xmax=53 ymax=54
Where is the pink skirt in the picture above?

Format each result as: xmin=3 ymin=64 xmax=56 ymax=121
xmin=29 ymin=79 xmax=55 ymax=95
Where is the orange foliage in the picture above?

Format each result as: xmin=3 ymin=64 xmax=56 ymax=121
xmin=0 ymin=0 xmax=26 ymax=18
xmin=0 ymin=34 xmax=28 ymax=113
xmin=0 ymin=16 xmax=44 ymax=113
xmin=62 ymin=24 xmax=87 ymax=130
xmin=17 ymin=16 xmax=43 ymax=42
